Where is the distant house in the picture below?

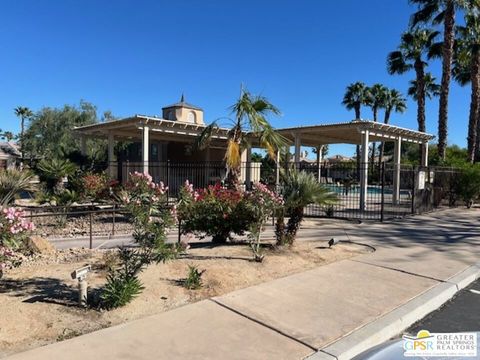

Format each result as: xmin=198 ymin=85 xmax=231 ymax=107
xmin=0 ymin=142 xmax=20 ymax=170
xmin=326 ymin=154 xmax=353 ymax=163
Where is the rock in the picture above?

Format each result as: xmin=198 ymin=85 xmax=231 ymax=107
xmin=26 ymin=236 xmax=56 ymax=255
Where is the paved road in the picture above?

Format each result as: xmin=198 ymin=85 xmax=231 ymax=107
xmin=48 ymin=221 xmax=353 ymax=250
xmin=406 ymin=279 xmax=480 ymax=334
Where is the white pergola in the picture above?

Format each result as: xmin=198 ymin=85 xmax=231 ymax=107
xmin=273 ymin=120 xmax=434 ymax=210
xmin=75 ymin=117 xmax=434 ymax=210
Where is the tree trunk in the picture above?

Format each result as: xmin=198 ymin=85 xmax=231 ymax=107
xmin=415 ymin=59 xmax=427 ymax=133
xmin=225 ymin=126 xmax=242 ymax=189
xmin=468 ymin=52 xmax=480 ymax=163
xmin=285 ymin=207 xmax=304 ymax=245
xmin=438 ymin=1 xmax=455 ymax=161
xmin=20 ymin=116 xmax=25 ymax=162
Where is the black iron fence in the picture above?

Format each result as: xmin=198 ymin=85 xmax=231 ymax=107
xmin=86 ymin=160 xmax=462 ymax=221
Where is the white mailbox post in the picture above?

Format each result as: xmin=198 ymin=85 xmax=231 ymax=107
xmin=71 ymin=265 xmax=91 ymax=307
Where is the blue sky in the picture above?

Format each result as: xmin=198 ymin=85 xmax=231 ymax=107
xmin=0 ymin=0 xmax=471 ymax=156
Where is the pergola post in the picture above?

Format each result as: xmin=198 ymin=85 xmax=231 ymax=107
xmin=316 ymin=145 xmax=323 ymax=183
xmin=107 ymin=133 xmax=116 ymax=179
xmin=80 ymin=136 xmax=87 ymax=156
xmin=421 ymin=141 xmax=429 ymax=167
xmin=393 ymin=136 xmax=402 ymax=204
xmin=245 ymin=144 xmax=252 ymax=189
xmin=142 ymin=125 xmax=150 ymax=174
xmin=294 ymin=133 xmax=301 ymax=170
xmin=359 ymin=130 xmax=369 ymax=211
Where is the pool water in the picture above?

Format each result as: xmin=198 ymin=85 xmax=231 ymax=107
xmin=324 ymin=184 xmax=410 ymax=196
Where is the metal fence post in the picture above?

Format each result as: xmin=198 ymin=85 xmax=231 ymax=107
xmin=380 ymin=162 xmax=385 ymax=222
xmin=411 ymin=167 xmax=416 ymax=215
xmin=111 ymin=204 xmax=116 ymax=236
xmin=89 ymin=208 xmax=93 ymax=249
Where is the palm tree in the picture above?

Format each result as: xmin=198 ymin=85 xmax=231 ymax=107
xmin=453 ymin=2 xmax=480 ymax=163
xmin=407 ymin=72 xmax=442 ymax=100
xmin=387 ymin=29 xmax=439 ymax=133
xmin=196 ymin=87 xmax=286 ymax=188
xmin=14 ymin=106 xmax=33 ymax=162
xmin=342 ymin=82 xmax=370 ymax=172
xmin=365 ymin=84 xmax=388 ymax=165
xmin=410 ymin=0 xmax=465 ymax=160
xmin=275 ymin=171 xmax=337 ymax=245
xmin=378 ymin=89 xmax=407 ymax=166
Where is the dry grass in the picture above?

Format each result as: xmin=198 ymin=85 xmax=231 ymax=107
xmin=0 ymin=238 xmax=371 ymax=357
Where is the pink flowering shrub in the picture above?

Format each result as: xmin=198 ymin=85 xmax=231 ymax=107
xmin=0 ymin=207 xmax=35 ymax=274
xmin=121 ymin=172 xmax=176 ymax=254
xmin=0 ymin=207 xmax=35 ymax=249
xmin=244 ymin=183 xmax=283 ymax=261
xmin=178 ymin=181 xmax=282 ymax=245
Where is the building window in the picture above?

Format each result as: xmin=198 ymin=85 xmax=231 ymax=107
xmin=167 ymin=111 xmax=175 ymax=121
xmin=187 ymin=111 xmax=196 ymax=123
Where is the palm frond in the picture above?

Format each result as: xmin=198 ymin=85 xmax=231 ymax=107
xmin=410 ymin=1 xmax=439 ymax=27
xmin=193 ymin=121 xmax=219 ymax=150
xmin=280 ymin=171 xmax=338 ymax=210
xmin=225 ymin=140 xmax=241 ymax=169
xmin=387 ymin=51 xmax=410 ymax=74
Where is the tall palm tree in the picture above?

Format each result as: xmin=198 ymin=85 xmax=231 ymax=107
xmin=410 ymin=0 xmax=466 ymax=160
xmin=387 ymin=29 xmax=439 ymax=133
xmin=14 ymin=106 xmax=33 ymax=162
xmin=407 ymin=72 xmax=442 ymax=100
xmin=342 ymin=82 xmax=370 ymax=171
xmin=378 ymin=89 xmax=407 ymax=166
xmin=453 ymin=2 xmax=480 ymax=162
xmin=196 ymin=87 xmax=286 ymax=188
xmin=365 ymin=84 xmax=388 ymax=165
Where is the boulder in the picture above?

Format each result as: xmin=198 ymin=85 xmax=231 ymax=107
xmin=27 ymin=236 xmax=56 ymax=254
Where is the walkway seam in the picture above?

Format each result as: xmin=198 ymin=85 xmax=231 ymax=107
xmin=350 ymin=259 xmax=446 ymax=283
xmin=208 ymin=299 xmax=318 ymax=352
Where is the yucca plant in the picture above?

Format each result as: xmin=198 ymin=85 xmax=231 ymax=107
xmin=276 ymin=171 xmax=337 ymax=246
xmin=100 ymin=247 xmax=147 ymax=310
xmin=184 ymin=265 xmax=205 ymax=290
xmin=0 ymin=169 xmax=36 ymax=206
xmin=36 ymin=158 xmax=77 ymax=194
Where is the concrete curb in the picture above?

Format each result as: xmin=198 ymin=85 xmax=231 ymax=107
xmin=306 ymin=262 xmax=480 ymax=360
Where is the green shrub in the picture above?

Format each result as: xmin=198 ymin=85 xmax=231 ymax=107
xmin=177 ymin=181 xmax=256 ymax=243
xmin=184 ymin=265 xmax=205 ymax=290
xmin=456 ymin=166 xmax=480 ymax=208
xmin=100 ymin=248 xmax=146 ymax=310
xmin=100 ymin=273 xmax=144 ymax=310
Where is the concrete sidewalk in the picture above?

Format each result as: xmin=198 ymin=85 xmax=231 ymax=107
xmin=6 ymin=208 xmax=480 ymax=360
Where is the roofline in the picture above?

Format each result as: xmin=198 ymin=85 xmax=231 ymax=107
xmin=276 ymin=120 xmax=434 ymax=141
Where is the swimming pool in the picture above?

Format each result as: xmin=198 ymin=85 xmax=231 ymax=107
xmin=324 ymin=184 xmax=410 ymax=196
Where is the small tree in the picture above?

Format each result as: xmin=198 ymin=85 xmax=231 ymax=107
xmin=101 ymin=172 xmax=178 ymax=309
xmin=276 ymin=171 xmax=337 ymax=246
xmin=245 ymin=182 xmax=283 ymax=261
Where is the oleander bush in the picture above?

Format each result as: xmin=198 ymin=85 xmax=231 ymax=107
xmin=100 ymin=172 xmax=179 ymax=309
xmin=177 ymin=181 xmax=256 ymax=243
xmin=0 ymin=207 xmax=35 ymax=277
